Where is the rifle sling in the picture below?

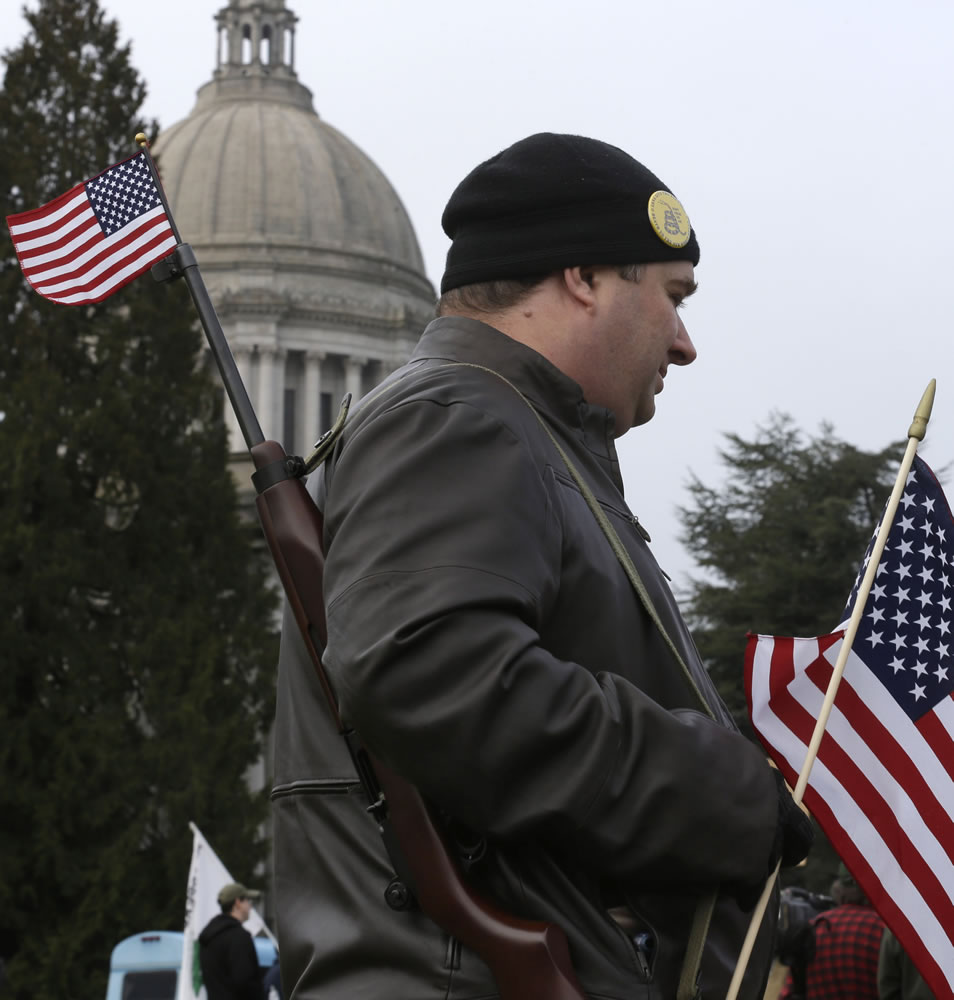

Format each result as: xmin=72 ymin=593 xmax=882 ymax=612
xmin=436 ymin=363 xmax=717 ymax=998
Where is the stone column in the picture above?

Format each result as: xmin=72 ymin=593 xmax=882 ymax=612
xmin=258 ymin=347 xmax=277 ymax=442
xmin=228 ymin=347 xmax=253 ymax=453
xmin=275 ymin=348 xmax=289 ymax=445
xmin=251 ymin=11 xmax=261 ymax=64
xmin=344 ymin=357 xmax=366 ymax=402
xmin=303 ymin=351 xmax=324 ymax=447
xmin=229 ymin=16 xmax=242 ymax=64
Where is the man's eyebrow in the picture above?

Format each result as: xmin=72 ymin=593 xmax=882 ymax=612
xmin=671 ymin=278 xmax=698 ymax=297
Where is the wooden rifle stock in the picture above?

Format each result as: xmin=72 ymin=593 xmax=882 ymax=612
xmin=250 ymin=439 xmax=586 ymax=1000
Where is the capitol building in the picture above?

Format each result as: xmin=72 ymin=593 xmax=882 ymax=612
xmin=154 ymin=0 xmax=435 ymax=474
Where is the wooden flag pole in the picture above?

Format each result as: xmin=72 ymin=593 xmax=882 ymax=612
xmin=725 ymin=379 xmax=937 ymax=1000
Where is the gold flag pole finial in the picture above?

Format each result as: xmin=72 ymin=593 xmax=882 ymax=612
xmin=135 ymin=132 xmax=148 ymax=148
xmin=908 ymin=378 xmax=936 ymax=441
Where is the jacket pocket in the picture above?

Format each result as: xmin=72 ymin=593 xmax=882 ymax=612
xmin=552 ymin=469 xmax=655 ymax=545
xmin=272 ymin=786 xmax=500 ymax=1000
xmin=270 ymin=777 xmax=358 ymax=800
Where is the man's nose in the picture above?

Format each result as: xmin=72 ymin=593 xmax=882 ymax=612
xmin=671 ymin=316 xmax=697 ymax=366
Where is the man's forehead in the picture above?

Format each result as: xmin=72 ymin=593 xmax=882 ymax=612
xmin=650 ymin=259 xmax=697 ymax=288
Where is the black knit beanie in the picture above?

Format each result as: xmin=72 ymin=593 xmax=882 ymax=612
xmin=440 ymin=133 xmax=699 ymax=294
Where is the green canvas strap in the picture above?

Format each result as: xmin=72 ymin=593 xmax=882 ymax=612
xmin=432 ymin=363 xmax=718 ymax=996
xmin=527 ymin=411 xmax=717 ymax=720
xmin=678 ymin=891 xmax=717 ymax=1000
xmin=444 ymin=362 xmax=717 ymax=719
xmin=303 ymin=392 xmax=353 ymax=474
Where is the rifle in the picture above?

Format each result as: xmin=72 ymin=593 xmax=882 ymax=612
xmin=143 ymin=149 xmax=585 ymax=1000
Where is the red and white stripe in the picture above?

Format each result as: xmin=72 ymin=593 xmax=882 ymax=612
xmin=746 ymin=632 xmax=954 ymax=999
xmin=7 ymin=182 xmax=176 ymax=306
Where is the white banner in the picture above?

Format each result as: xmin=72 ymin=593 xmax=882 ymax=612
xmin=176 ymin=821 xmax=274 ymax=1000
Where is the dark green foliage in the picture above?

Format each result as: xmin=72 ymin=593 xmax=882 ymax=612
xmin=0 ymin=4 xmax=278 ymax=998
xmin=679 ymin=414 xmax=904 ymax=893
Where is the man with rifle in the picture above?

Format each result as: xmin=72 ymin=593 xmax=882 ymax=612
xmin=270 ymin=133 xmax=814 ymax=999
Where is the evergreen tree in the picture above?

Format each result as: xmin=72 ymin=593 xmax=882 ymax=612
xmin=678 ymin=413 xmax=903 ymax=892
xmin=0 ymin=4 xmax=278 ymax=998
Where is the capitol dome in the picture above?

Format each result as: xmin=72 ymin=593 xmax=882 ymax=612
xmin=153 ymin=0 xmax=435 ymax=456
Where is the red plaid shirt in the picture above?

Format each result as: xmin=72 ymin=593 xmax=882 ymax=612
xmin=780 ymin=903 xmax=885 ymax=999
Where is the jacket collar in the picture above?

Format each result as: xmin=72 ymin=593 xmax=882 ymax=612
xmin=411 ymin=316 xmax=621 ymax=482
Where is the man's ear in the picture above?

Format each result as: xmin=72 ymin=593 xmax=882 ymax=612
xmin=562 ymin=266 xmax=598 ymax=308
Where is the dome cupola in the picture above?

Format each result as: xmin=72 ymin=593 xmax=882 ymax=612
xmin=153 ymin=0 xmax=434 ymax=454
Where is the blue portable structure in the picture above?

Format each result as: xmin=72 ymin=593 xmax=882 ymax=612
xmin=105 ymin=932 xmax=182 ymax=1000
xmin=105 ymin=930 xmax=277 ymax=1000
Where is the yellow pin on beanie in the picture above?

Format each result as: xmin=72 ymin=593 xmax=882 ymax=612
xmin=648 ymin=191 xmax=692 ymax=249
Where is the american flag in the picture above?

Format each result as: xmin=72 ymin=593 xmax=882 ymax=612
xmin=6 ymin=151 xmax=177 ymax=305
xmin=746 ymin=454 xmax=954 ymax=999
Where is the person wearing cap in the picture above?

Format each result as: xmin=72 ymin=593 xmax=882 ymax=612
xmin=197 ymin=882 xmax=264 ymax=1000
xmin=272 ymin=132 xmax=813 ymax=999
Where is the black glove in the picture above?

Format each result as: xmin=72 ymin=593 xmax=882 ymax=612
xmin=728 ymin=769 xmax=815 ymax=911
xmin=772 ymin=768 xmax=814 ymax=869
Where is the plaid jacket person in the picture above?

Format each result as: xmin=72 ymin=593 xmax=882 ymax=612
xmin=781 ymin=902 xmax=885 ymax=999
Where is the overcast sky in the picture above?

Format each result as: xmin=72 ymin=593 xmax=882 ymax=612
xmin=4 ymin=0 xmax=953 ymax=598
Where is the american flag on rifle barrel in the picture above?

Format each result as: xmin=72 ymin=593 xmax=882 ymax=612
xmin=746 ymin=454 xmax=954 ymax=999
xmin=6 ymin=150 xmax=176 ymax=305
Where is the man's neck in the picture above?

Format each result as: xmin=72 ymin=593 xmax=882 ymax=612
xmin=442 ymin=293 xmax=582 ymax=382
